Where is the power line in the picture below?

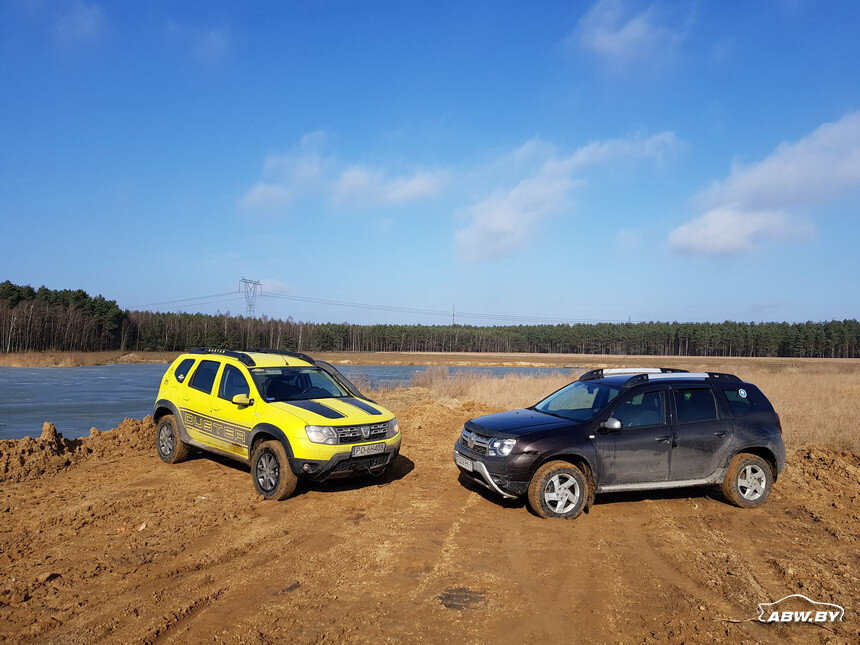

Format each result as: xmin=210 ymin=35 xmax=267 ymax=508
xmin=156 ymin=296 xmax=246 ymax=312
xmin=260 ymin=291 xmax=637 ymax=324
xmin=130 ymin=291 xmax=237 ymax=309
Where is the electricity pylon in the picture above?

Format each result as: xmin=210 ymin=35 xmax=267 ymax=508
xmin=239 ymin=277 xmax=262 ymax=317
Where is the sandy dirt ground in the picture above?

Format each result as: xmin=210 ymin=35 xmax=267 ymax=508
xmin=1 ymin=390 xmax=858 ymax=644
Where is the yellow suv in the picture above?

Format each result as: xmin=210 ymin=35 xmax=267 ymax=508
xmin=153 ymin=348 xmax=401 ymax=500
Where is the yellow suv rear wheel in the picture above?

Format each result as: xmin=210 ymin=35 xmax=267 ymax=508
xmin=156 ymin=414 xmax=190 ymax=464
xmin=251 ymin=440 xmax=298 ymax=501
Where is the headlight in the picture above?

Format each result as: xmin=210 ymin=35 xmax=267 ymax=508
xmin=487 ymin=437 xmax=516 ymax=457
xmin=305 ymin=425 xmax=338 ymax=445
xmin=384 ymin=417 xmax=400 ymax=439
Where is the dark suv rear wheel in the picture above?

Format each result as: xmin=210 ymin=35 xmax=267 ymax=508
xmin=721 ymin=453 xmax=773 ymax=508
xmin=156 ymin=414 xmax=189 ymax=464
xmin=527 ymin=460 xmax=588 ymax=520
xmin=251 ymin=440 xmax=297 ymax=501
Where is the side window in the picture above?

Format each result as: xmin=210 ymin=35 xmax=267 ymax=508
xmin=611 ymin=391 xmax=665 ymax=428
xmin=173 ymin=358 xmax=195 ymax=383
xmin=218 ymin=364 xmax=251 ymax=401
xmin=189 ymin=360 xmax=220 ymax=394
xmin=673 ymin=388 xmax=718 ymax=423
xmin=721 ymin=387 xmax=754 ymax=417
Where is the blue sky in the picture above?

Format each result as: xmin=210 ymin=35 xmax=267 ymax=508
xmin=1 ymin=0 xmax=858 ymax=325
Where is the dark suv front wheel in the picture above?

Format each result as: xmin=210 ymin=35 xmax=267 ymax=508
xmin=527 ymin=460 xmax=588 ymax=520
xmin=250 ymin=440 xmax=298 ymax=501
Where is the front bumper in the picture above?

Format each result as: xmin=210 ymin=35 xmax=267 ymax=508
xmin=292 ymin=434 xmax=402 ymax=481
xmin=453 ymin=449 xmax=530 ymax=498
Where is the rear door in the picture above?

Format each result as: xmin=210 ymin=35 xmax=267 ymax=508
xmin=181 ymin=359 xmax=222 ymax=449
xmin=669 ymin=386 xmax=733 ymax=481
xmin=593 ymin=386 xmax=671 ymax=485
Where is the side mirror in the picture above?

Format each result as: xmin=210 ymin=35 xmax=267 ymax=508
xmin=232 ymin=393 xmax=252 ymax=407
xmin=599 ymin=417 xmax=622 ymax=433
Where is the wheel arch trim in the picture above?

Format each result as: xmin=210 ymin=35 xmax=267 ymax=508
xmin=153 ymin=399 xmax=190 ymax=442
xmin=731 ymin=445 xmax=779 ymax=480
xmin=249 ymin=423 xmax=299 ymax=475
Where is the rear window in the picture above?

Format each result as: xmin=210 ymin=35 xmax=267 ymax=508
xmin=673 ymin=388 xmax=717 ymax=423
xmin=721 ymin=387 xmax=754 ymax=417
xmin=174 ymin=358 xmax=195 ymax=383
xmin=189 ymin=360 xmax=220 ymax=394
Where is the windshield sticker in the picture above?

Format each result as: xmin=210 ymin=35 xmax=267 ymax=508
xmin=738 ymin=388 xmax=747 ymax=398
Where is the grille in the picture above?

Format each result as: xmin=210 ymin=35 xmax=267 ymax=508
xmin=336 ymin=422 xmax=389 ymax=444
xmin=459 ymin=428 xmax=490 ymax=455
xmin=332 ymin=454 xmax=389 ymax=473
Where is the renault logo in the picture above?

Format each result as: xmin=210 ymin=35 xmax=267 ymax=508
xmin=466 ymin=432 xmax=476 ymax=450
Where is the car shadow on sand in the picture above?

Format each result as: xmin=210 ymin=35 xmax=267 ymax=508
xmin=456 ymin=472 xmax=730 ymax=516
xmin=189 ymin=450 xmax=415 ymax=497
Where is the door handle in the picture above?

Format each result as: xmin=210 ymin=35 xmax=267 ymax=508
xmin=655 ymin=436 xmax=672 ymax=443
xmin=714 ymin=431 xmax=726 ymax=438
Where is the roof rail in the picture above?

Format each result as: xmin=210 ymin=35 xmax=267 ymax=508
xmin=623 ymin=371 xmax=742 ymax=387
xmin=188 ymin=347 xmax=256 ymax=366
xmin=243 ymin=348 xmax=316 ymax=365
xmin=579 ymin=367 xmax=688 ymax=381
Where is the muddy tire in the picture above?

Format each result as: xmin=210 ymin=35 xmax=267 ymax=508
xmin=721 ymin=453 xmax=773 ymax=508
xmin=156 ymin=414 xmax=189 ymax=464
xmin=527 ymin=460 xmax=588 ymax=520
xmin=251 ymin=440 xmax=297 ymax=501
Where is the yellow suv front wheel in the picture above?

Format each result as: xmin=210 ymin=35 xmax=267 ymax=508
xmin=251 ymin=440 xmax=298 ymax=500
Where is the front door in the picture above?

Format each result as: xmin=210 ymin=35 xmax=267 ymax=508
xmin=669 ymin=386 xmax=733 ymax=481
xmin=593 ymin=387 xmax=671 ymax=486
xmin=209 ymin=363 xmax=256 ymax=459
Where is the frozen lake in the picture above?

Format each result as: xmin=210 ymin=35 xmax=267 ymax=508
xmin=0 ymin=363 xmax=575 ymax=440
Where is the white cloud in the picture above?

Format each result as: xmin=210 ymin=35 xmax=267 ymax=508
xmin=574 ymin=0 xmax=691 ymax=71
xmin=668 ymin=207 xmax=812 ymax=257
xmin=333 ymin=167 xmax=447 ymax=208
xmin=166 ymin=22 xmax=231 ymax=65
xmin=54 ymin=2 xmax=106 ymax=46
xmin=615 ymin=229 xmax=642 ymax=251
xmin=190 ymin=29 xmax=230 ymax=65
xmin=259 ymin=278 xmax=291 ymax=295
xmin=456 ymin=132 xmax=679 ymax=261
xmin=670 ymin=111 xmax=860 ymax=256
xmin=698 ymin=112 xmax=860 ymax=211
xmin=240 ymin=131 xmax=446 ymax=215
xmin=240 ymin=183 xmax=292 ymax=212
xmin=456 ymin=167 xmax=579 ymax=261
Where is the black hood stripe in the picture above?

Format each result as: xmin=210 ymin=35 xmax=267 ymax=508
xmin=339 ymin=397 xmax=383 ymax=415
xmin=284 ymin=400 xmax=345 ymax=419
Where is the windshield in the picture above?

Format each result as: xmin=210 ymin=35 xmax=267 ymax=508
xmin=534 ymin=381 xmax=621 ymax=422
xmin=250 ymin=366 xmax=349 ymax=402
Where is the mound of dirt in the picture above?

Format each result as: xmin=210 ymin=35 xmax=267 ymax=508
xmin=397 ymin=399 xmax=499 ymax=435
xmin=0 ymin=417 xmax=156 ymax=484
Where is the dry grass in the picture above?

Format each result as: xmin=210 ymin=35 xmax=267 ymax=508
xmin=0 ymin=351 xmax=181 ymax=367
xmin=409 ymin=364 xmax=860 ymax=451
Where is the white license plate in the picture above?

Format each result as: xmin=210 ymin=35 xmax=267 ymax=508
xmin=454 ymin=452 xmax=473 ymax=471
xmin=351 ymin=442 xmax=385 ymax=457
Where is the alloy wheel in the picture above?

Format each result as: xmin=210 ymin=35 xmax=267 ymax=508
xmin=256 ymin=452 xmax=279 ymax=492
xmin=737 ymin=464 xmax=767 ymax=501
xmin=158 ymin=425 xmax=174 ymax=457
xmin=543 ymin=473 xmax=581 ymax=514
